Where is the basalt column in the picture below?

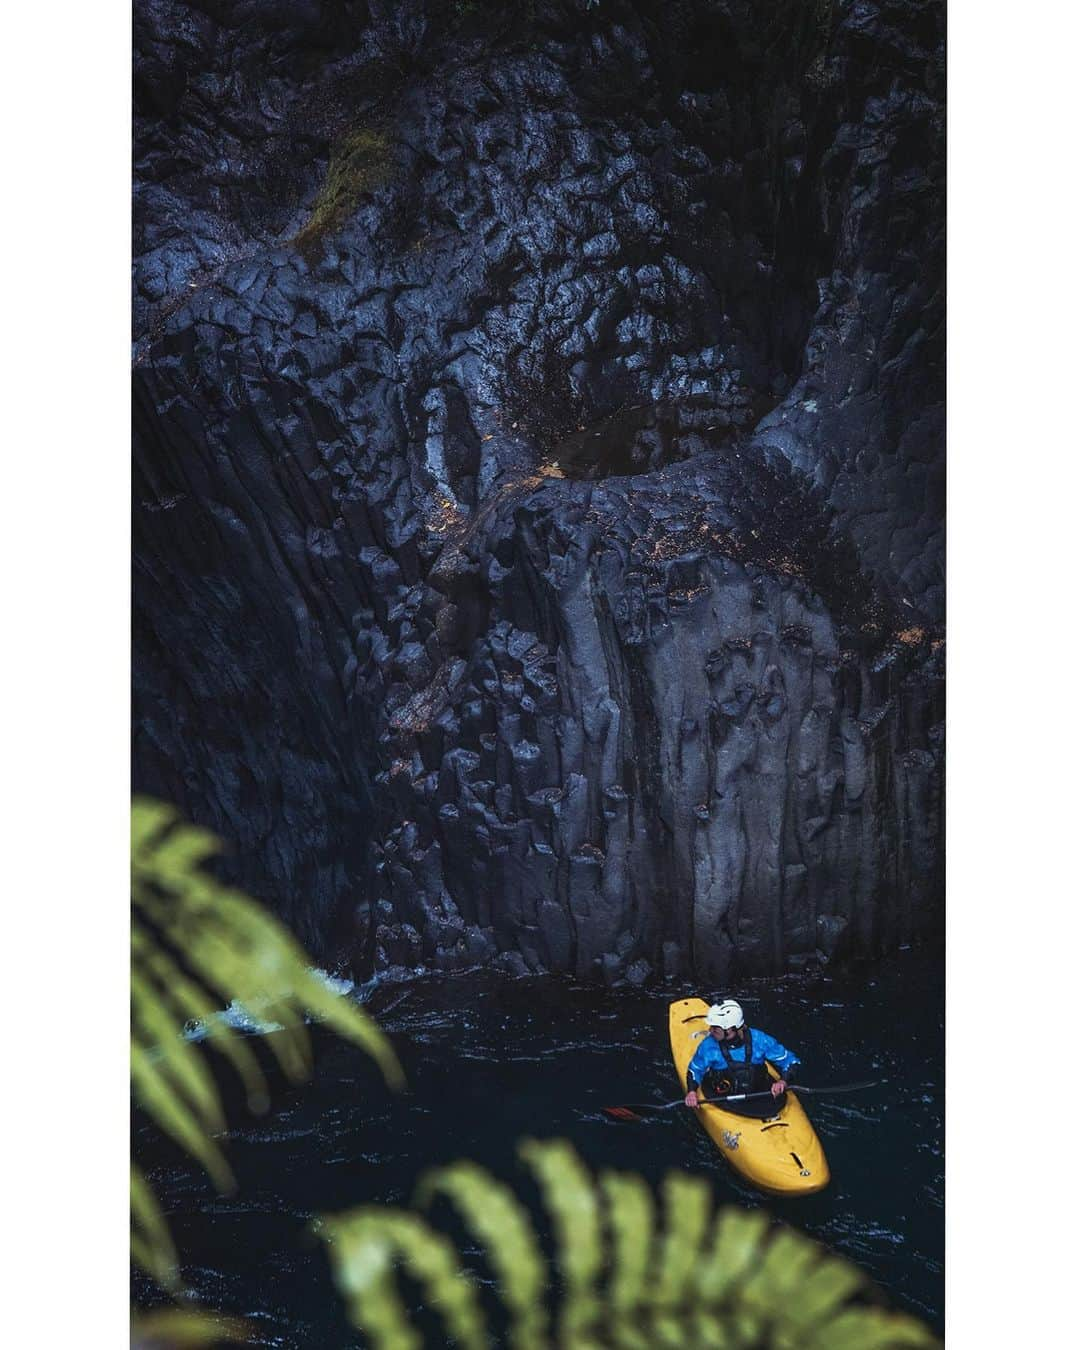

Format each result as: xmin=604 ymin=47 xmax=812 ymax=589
xmin=133 ymin=0 xmax=944 ymax=978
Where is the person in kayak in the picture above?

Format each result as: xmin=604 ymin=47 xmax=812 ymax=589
xmin=684 ymin=999 xmax=800 ymax=1113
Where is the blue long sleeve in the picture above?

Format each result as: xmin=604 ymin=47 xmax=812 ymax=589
xmin=685 ymin=1028 xmax=801 ymax=1086
xmin=754 ymin=1031 xmax=800 ymax=1074
xmin=686 ymin=1038 xmax=714 ymax=1085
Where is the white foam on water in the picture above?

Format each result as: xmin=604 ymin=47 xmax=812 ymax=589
xmin=181 ymin=966 xmax=368 ymax=1042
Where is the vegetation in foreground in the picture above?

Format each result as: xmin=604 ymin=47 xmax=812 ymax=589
xmin=131 ymin=799 xmax=938 ymax=1348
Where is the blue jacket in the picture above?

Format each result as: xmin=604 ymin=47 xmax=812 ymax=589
xmin=687 ymin=1027 xmax=800 ymax=1087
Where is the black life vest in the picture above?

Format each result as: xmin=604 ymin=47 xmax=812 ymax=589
xmin=717 ymin=1027 xmax=770 ymax=1093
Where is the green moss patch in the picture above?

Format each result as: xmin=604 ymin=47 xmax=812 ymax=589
xmin=292 ymin=126 xmax=394 ymax=258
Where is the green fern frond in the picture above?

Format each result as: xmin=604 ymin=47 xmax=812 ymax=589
xmin=131 ymin=1165 xmax=181 ymax=1291
xmin=598 ymin=1170 xmax=654 ymax=1348
xmin=131 ymin=797 xmax=404 ymax=1301
xmin=131 ymin=797 xmax=404 ymax=1169
xmin=812 ymin=1307 xmax=943 ymax=1350
xmin=319 ymin=1210 xmax=487 ymax=1350
xmin=417 ymin=1160 xmax=549 ymax=1350
xmin=132 ymin=962 xmax=226 ymax=1132
xmin=134 ymin=924 xmax=270 ymax=1114
xmin=319 ymin=1142 xmax=940 ymax=1350
xmin=653 ymin=1172 xmax=712 ymax=1306
xmin=696 ymin=1207 xmax=771 ymax=1302
xmin=130 ymin=1041 xmax=235 ymax=1193
xmin=135 ymin=800 xmax=403 ymax=1083
xmin=789 ymin=1248 xmax=865 ymax=1326
xmin=518 ymin=1138 xmax=604 ymax=1346
xmin=130 ymin=1306 xmax=249 ymax=1347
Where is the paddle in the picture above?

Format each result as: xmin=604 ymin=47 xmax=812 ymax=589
xmin=602 ymin=1079 xmax=879 ymax=1122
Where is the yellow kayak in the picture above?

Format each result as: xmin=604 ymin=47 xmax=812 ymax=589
xmin=669 ymin=998 xmax=830 ymax=1196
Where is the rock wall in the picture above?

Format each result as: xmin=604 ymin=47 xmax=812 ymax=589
xmin=133 ymin=0 xmax=944 ymax=978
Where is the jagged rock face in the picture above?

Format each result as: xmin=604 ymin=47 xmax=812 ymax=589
xmin=133 ymin=0 xmax=944 ymax=979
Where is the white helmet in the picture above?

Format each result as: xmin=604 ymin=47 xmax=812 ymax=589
xmin=705 ymin=1000 xmax=745 ymax=1029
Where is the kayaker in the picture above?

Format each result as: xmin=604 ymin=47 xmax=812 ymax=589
xmin=683 ymin=1000 xmax=800 ymax=1108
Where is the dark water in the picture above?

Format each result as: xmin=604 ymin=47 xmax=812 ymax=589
xmin=134 ymin=946 xmax=943 ymax=1344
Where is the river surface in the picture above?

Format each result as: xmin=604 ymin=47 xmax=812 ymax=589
xmin=133 ymin=945 xmax=943 ymax=1343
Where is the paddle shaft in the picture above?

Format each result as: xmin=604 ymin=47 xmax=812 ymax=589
xmin=698 ymin=1079 xmax=879 ymax=1104
xmin=605 ymin=1079 xmax=879 ymax=1116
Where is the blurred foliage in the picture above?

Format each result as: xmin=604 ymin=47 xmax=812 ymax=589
xmin=131 ymin=797 xmax=403 ymax=1289
xmin=131 ymin=1307 xmax=249 ymax=1348
xmin=319 ymin=1138 xmax=940 ymax=1349
xmin=131 ymin=1162 xmax=182 ymax=1293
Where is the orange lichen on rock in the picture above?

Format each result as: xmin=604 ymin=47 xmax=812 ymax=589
xmin=425 ymin=493 xmax=468 ymax=536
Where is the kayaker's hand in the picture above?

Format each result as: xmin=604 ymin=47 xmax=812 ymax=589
xmin=771 ymin=1080 xmax=787 ymax=1097
xmin=685 ymin=1090 xmax=700 ymax=1108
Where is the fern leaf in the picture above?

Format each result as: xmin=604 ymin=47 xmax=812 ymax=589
xmin=131 ymin=1042 xmax=234 ymax=1193
xmin=320 ymin=1143 xmax=940 ymax=1350
xmin=132 ymin=964 xmax=226 ymax=1134
xmin=131 ymin=798 xmax=180 ymax=857
xmin=320 ymin=1216 xmax=416 ymax=1350
xmin=598 ymin=1170 xmax=653 ymax=1320
xmin=146 ymin=897 xmax=316 ymax=1082
xmin=810 ymin=1306 xmax=940 ymax=1348
xmin=209 ymin=891 xmax=403 ymax=1088
xmin=653 ymin=1171 xmax=713 ymax=1307
xmin=695 ymin=1207 xmax=771 ymax=1304
xmin=319 ymin=1210 xmax=487 ymax=1350
xmin=627 ymin=1171 xmax=716 ymax=1348
xmin=740 ymin=1225 xmax=823 ymax=1329
xmin=143 ymin=817 xmax=220 ymax=882
xmin=130 ymin=1165 xmax=180 ymax=1291
xmin=417 ymin=1160 xmax=549 ymax=1350
xmin=131 ymin=797 xmax=403 ymax=1101
xmin=787 ymin=1250 xmax=865 ymax=1326
xmin=518 ymin=1139 xmax=603 ymax=1347
xmin=134 ymin=926 xmax=271 ymax=1114
xmin=131 ymin=1307 xmax=249 ymax=1347
xmin=686 ymin=1307 xmax=742 ymax=1349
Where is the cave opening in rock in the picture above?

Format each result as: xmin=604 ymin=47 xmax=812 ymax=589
xmin=484 ymin=1 xmax=853 ymax=479
xmin=539 ymin=396 xmax=776 ymax=480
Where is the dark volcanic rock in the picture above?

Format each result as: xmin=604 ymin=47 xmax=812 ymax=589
xmin=133 ymin=0 xmax=944 ymax=978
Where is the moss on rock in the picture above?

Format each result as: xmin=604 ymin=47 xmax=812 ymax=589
xmin=293 ymin=126 xmax=393 ymax=257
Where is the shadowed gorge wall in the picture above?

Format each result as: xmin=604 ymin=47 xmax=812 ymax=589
xmin=133 ymin=0 xmax=944 ymax=978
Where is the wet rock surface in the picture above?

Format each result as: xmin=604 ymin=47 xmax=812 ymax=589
xmin=133 ymin=0 xmax=944 ymax=977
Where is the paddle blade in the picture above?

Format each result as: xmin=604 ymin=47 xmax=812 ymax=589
xmin=602 ymin=1106 xmax=644 ymax=1122
xmin=797 ymin=1079 xmax=880 ymax=1097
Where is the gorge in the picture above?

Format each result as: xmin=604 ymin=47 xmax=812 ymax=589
xmin=133 ymin=0 xmax=945 ymax=985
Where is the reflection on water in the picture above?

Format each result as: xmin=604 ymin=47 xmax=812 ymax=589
xmin=133 ymin=945 xmax=943 ymax=1344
